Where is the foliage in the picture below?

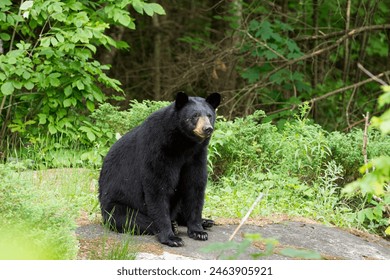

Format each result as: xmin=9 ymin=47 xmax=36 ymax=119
xmin=239 ymin=17 xmax=310 ymax=109
xmin=0 ymin=163 xmax=79 ymax=259
xmin=0 ymin=0 xmax=165 ymax=147
xmin=344 ymin=86 xmax=390 ymax=235
xmin=89 ymin=100 xmax=170 ymax=143
xmin=2 ymin=97 xmax=389 ymax=260
xmin=129 ymin=1 xmax=388 ymax=130
xmin=372 ymin=86 xmax=390 ymax=135
xmin=80 ymin=100 xmax=170 ymax=166
xmin=7 ymin=98 xmax=390 ymax=237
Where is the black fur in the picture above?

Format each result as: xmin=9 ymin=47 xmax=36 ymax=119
xmin=98 ymin=92 xmax=221 ymax=247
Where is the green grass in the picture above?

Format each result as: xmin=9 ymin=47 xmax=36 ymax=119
xmin=204 ymin=166 xmax=356 ymax=230
xmin=86 ymin=234 xmax=137 ymax=260
xmin=0 ymin=164 xmax=98 ymax=259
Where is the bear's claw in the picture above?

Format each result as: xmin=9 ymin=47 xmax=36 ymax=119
xmin=161 ymin=235 xmax=184 ymax=247
xmin=188 ymin=230 xmax=208 ymax=241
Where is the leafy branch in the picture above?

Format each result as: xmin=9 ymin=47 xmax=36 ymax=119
xmin=246 ymin=24 xmax=390 ymax=94
xmin=267 ymin=70 xmax=390 ymax=117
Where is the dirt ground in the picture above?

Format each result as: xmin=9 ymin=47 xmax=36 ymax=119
xmin=75 ymin=215 xmax=390 ymax=260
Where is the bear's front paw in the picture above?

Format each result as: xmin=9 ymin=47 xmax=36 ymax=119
xmin=202 ymin=219 xmax=215 ymax=229
xmin=160 ymin=235 xmax=184 ymax=247
xmin=188 ymin=230 xmax=208 ymax=241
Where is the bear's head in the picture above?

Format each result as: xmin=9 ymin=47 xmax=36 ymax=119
xmin=175 ymin=92 xmax=221 ymax=142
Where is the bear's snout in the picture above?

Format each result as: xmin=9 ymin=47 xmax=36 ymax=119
xmin=203 ymin=125 xmax=213 ymax=136
xmin=193 ymin=116 xmax=213 ymax=139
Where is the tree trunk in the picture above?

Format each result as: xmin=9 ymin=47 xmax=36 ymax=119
xmin=209 ymin=0 xmax=242 ymax=115
xmin=342 ymin=0 xmax=351 ymax=83
xmin=98 ymin=26 xmax=125 ymax=67
xmin=152 ymin=14 xmax=162 ymax=100
xmin=387 ymin=24 xmax=390 ymax=72
xmin=311 ymin=0 xmax=319 ymax=88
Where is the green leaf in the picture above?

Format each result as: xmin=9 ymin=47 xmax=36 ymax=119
xmin=364 ymin=209 xmax=374 ymax=221
xmin=258 ymin=21 xmax=273 ymax=41
xmin=132 ymin=1 xmax=165 ymax=16
xmin=48 ymin=124 xmax=57 ymax=134
xmin=87 ymin=131 xmax=96 ymax=142
xmin=373 ymin=206 xmax=383 ymax=218
xmin=20 ymin=1 xmax=33 ymax=11
xmin=249 ymin=20 xmax=260 ymax=32
xmin=64 ymin=86 xmax=72 ymax=97
xmin=241 ymin=67 xmax=261 ymax=83
xmin=1 ymin=81 xmax=14 ymax=95
xmin=63 ymin=98 xmax=73 ymax=108
xmin=50 ymin=37 xmax=58 ymax=46
xmin=132 ymin=0 xmax=144 ymax=14
xmin=49 ymin=73 xmax=61 ymax=87
xmin=38 ymin=114 xmax=47 ymax=125
xmin=22 ymin=71 xmax=31 ymax=80
xmin=385 ymin=226 xmax=390 ymax=236
xmin=143 ymin=4 xmax=154 ymax=16
xmin=0 ymin=33 xmax=10 ymax=41
xmin=8 ymin=56 xmax=17 ymax=64
xmin=378 ymin=88 xmax=390 ymax=107
xmin=118 ymin=14 xmax=131 ymax=26
xmin=264 ymin=50 xmax=279 ymax=60
xmin=86 ymin=100 xmax=95 ymax=112
xmin=24 ymin=81 xmax=34 ymax=90
xmin=40 ymin=37 xmax=51 ymax=47
xmin=357 ymin=210 xmax=365 ymax=223
xmin=279 ymin=248 xmax=322 ymax=259
xmin=51 ymin=2 xmax=63 ymax=13
xmin=76 ymin=80 xmax=85 ymax=90
xmin=80 ymin=126 xmax=96 ymax=142
xmin=147 ymin=3 xmax=166 ymax=15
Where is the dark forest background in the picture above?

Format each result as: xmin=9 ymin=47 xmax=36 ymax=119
xmin=0 ymin=0 xmax=389 ymax=146
xmin=99 ymin=0 xmax=390 ymax=130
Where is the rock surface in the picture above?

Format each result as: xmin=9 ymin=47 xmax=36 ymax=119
xmin=75 ymin=220 xmax=390 ymax=260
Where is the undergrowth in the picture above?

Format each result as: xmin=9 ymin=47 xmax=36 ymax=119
xmin=1 ymin=99 xmax=389 ymax=259
xmin=0 ymin=164 xmax=82 ymax=259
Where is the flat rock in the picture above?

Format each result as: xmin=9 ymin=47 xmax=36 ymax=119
xmin=75 ymin=221 xmax=390 ymax=260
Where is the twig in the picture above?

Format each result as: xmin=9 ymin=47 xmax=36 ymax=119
xmin=228 ymin=193 xmax=264 ymax=241
xmin=362 ymin=112 xmax=370 ymax=174
xmin=10 ymin=0 xmax=25 ymax=52
xmin=245 ymin=31 xmax=288 ymax=61
xmin=357 ymin=63 xmax=388 ymax=86
xmin=345 ymin=86 xmax=358 ymax=128
xmin=343 ymin=117 xmax=366 ymax=132
xmin=267 ymin=70 xmax=390 ymax=116
xmin=241 ymin=28 xmax=378 ymax=96
xmin=343 ymin=0 xmax=351 ymax=82
xmin=295 ymin=24 xmax=390 ymax=42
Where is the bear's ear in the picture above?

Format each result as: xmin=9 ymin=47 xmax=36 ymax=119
xmin=206 ymin=92 xmax=221 ymax=109
xmin=175 ymin=91 xmax=189 ymax=109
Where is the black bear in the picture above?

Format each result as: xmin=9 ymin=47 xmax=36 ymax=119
xmin=98 ymin=92 xmax=221 ymax=247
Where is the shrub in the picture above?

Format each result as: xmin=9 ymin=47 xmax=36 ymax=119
xmin=0 ymin=0 xmax=165 ymax=147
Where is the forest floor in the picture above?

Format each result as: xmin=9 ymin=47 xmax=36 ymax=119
xmin=75 ymin=215 xmax=390 ymax=260
xmin=14 ymin=167 xmax=389 ymax=260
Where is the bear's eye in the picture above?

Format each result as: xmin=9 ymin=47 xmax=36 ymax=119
xmin=192 ymin=113 xmax=200 ymax=120
xmin=207 ymin=114 xmax=212 ymax=119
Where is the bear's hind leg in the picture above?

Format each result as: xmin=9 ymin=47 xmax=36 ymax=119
xmin=101 ymin=203 xmax=154 ymax=235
